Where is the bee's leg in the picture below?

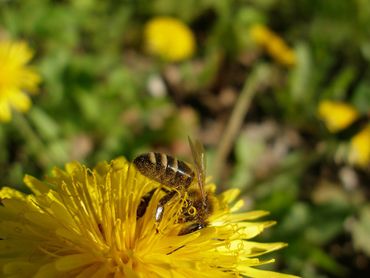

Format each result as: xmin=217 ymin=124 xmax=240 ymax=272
xmin=137 ymin=188 xmax=156 ymax=218
xmin=155 ymin=191 xmax=176 ymax=221
xmin=178 ymin=222 xmax=207 ymax=235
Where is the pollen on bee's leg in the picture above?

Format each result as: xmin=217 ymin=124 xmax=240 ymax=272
xmin=187 ymin=206 xmax=197 ymax=216
xmin=136 ymin=189 xmax=156 ymax=218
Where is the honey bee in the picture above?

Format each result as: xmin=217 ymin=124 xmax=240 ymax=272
xmin=133 ymin=138 xmax=214 ymax=235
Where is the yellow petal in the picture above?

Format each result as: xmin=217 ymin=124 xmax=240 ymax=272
xmin=349 ymin=125 xmax=370 ymax=167
xmin=0 ymin=186 xmax=26 ymax=200
xmin=239 ymin=265 xmax=300 ymax=278
xmin=8 ymin=90 xmax=31 ymax=112
xmin=227 ymin=210 xmax=270 ymax=222
xmin=55 ymin=253 xmax=99 ymax=271
xmin=318 ymin=100 xmax=359 ymax=132
xmin=24 ymin=175 xmax=51 ymax=195
xmin=220 ymin=188 xmax=240 ymax=204
xmin=34 ymin=263 xmax=58 ymax=278
xmin=75 ymin=264 xmax=102 ymax=278
xmin=0 ymin=100 xmax=12 ymax=122
xmin=20 ymin=67 xmax=41 ymax=93
xmin=3 ymin=261 xmax=37 ymax=276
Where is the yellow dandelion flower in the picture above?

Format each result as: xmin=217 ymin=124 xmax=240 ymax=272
xmin=349 ymin=125 xmax=370 ymax=167
xmin=0 ymin=157 xmax=298 ymax=277
xmin=249 ymin=24 xmax=296 ymax=67
xmin=267 ymin=37 xmax=296 ymax=67
xmin=144 ymin=17 xmax=196 ymax=62
xmin=0 ymin=40 xmax=41 ymax=122
xmin=318 ymin=100 xmax=359 ymax=133
xmin=250 ymin=24 xmax=273 ymax=46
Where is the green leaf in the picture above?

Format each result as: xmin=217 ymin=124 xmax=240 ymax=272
xmin=29 ymin=108 xmax=60 ymax=141
xmin=350 ymin=205 xmax=370 ymax=257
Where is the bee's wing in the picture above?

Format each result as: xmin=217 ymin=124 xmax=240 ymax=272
xmin=188 ymin=137 xmax=206 ymax=205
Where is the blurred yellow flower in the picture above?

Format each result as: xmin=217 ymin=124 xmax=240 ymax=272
xmin=0 ymin=158 xmax=298 ymax=277
xmin=144 ymin=17 xmax=196 ymax=62
xmin=250 ymin=24 xmax=296 ymax=67
xmin=318 ymin=100 xmax=359 ymax=133
xmin=349 ymin=125 xmax=370 ymax=167
xmin=0 ymin=40 xmax=41 ymax=122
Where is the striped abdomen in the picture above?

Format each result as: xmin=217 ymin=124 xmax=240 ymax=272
xmin=133 ymin=152 xmax=194 ymax=189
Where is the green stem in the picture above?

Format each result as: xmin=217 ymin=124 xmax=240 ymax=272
xmin=13 ymin=111 xmax=53 ymax=167
xmin=212 ymin=64 xmax=272 ymax=184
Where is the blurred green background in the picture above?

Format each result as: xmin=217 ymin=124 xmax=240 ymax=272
xmin=1 ymin=0 xmax=369 ymax=277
